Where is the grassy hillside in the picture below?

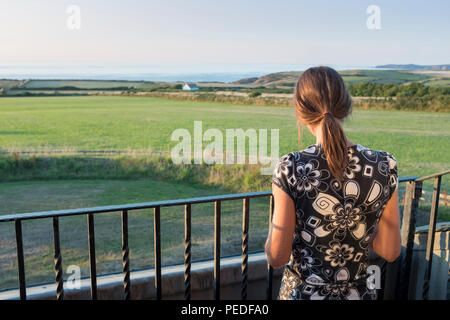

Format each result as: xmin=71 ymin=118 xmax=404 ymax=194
xmin=238 ymin=69 xmax=435 ymax=87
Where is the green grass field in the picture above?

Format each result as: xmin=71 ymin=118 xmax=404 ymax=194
xmin=421 ymin=77 xmax=450 ymax=87
xmin=0 ymin=96 xmax=448 ymax=176
xmin=18 ymin=80 xmax=162 ymax=90
xmin=340 ymin=70 xmax=432 ymax=84
xmin=0 ymin=96 xmax=448 ymax=291
xmin=0 ymin=96 xmax=448 ymax=210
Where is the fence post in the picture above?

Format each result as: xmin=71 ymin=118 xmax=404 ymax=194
xmin=214 ymin=201 xmax=221 ymax=300
xmin=423 ymin=176 xmax=442 ymax=300
xmin=398 ymin=180 xmax=422 ymax=299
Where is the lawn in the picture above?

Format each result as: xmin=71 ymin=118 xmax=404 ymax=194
xmin=0 ymin=96 xmax=448 ymax=291
xmin=0 ymin=96 xmax=448 ymax=178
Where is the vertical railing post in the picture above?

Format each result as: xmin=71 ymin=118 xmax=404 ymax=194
xmin=52 ymin=217 xmax=64 ymax=300
xmin=87 ymin=213 xmax=97 ymax=300
xmin=266 ymin=195 xmax=274 ymax=300
xmin=423 ymin=176 xmax=441 ymax=300
xmin=15 ymin=220 xmax=26 ymax=300
xmin=399 ymin=180 xmax=422 ymax=299
xmin=214 ymin=200 xmax=221 ymax=300
xmin=241 ymin=197 xmax=250 ymax=300
xmin=154 ymin=206 xmax=162 ymax=300
xmin=121 ymin=210 xmax=131 ymax=300
xmin=184 ymin=204 xmax=191 ymax=300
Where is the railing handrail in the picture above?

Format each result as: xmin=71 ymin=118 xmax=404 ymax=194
xmin=0 ymin=190 xmax=271 ymax=222
xmin=415 ymin=170 xmax=450 ymax=182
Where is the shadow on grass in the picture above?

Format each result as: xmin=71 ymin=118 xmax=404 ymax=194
xmin=0 ymin=153 xmax=271 ymax=193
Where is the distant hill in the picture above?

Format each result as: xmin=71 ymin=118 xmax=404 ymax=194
xmin=232 ymin=69 xmax=434 ymax=87
xmin=233 ymin=77 xmax=259 ymax=85
xmin=376 ymin=64 xmax=450 ymax=71
xmin=233 ymin=71 xmax=302 ymax=87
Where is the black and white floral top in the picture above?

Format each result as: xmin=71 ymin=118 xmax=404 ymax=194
xmin=272 ymin=143 xmax=398 ymax=300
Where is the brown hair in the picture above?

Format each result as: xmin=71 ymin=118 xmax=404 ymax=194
xmin=294 ymin=66 xmax=353 ymax=181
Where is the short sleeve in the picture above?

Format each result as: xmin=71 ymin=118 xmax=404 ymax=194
xmin=385 ymin=152 xmax=398 ymax=201
xmin=272 ymin=153 xmax=296 ymax=201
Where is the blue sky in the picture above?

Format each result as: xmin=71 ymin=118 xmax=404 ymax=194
xmin=0 ymin=0 xmax=449 ymax=66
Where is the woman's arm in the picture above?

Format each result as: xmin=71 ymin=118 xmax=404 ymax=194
xmin=265 ymin=184 xmax=296 ymax=269
xmin=371 ymin=188 xmax=401 ymax=262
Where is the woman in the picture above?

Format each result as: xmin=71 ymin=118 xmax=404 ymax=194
xmin=265 ymin=66 xmax=400 ymax=300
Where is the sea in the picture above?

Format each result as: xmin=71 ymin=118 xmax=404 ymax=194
xmin=0 ymin=63 xmax=384 ymax=83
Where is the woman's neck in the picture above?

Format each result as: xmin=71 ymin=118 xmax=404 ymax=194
xmin=316 ymin=136 xmax=355 ymax=147
xmin=313 ymin=123 xmax=355 ymax=147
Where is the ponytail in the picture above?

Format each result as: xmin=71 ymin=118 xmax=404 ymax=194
xmin=294 ymin=66 xmax=352 ymax=182
xmin=320 ymin=113 xmax=348 ymax=181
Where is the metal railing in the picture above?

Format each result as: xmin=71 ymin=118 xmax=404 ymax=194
xmin=0 ymin=170 xmax=448 ymax=300
xmin=395 ymin=170 xmax=450 ymax=300
xmin=0 ymin=190 xmax=273 ymax=300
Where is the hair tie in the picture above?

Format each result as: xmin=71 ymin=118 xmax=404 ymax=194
xmin=323 ymin=112 xmax=333 ymax=117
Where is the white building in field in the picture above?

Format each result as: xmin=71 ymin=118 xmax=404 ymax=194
xmin=182 ymin=83 xmax=199 ymax=91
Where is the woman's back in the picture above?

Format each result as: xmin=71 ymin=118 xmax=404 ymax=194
xmin=272 ymin=143 xmax=398 ymax=300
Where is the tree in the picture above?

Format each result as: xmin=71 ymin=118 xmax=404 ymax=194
xmin=249 ymin=91 xmax=261 ymax=98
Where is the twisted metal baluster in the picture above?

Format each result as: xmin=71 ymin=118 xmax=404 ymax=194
xmin=15 ymin=220 xmax=26 ymax=300
xmin=121 ymin=210 xmax=131 ymax=300
xmin=184 ymin=204 xmax=191 ymax=300
xmin=214 ymin=200 xmax=221 ymax=300
xmin=87 ymin=213 xmax=97 ymax=300
xmin=154 ymin=206 xmax=162 ymax=300
xmin=241 ymin=198 xmax=249 ymax=300
xmin=53 ymin=217 xmax=64 ymax=300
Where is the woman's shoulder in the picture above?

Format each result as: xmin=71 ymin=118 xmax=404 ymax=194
xmin=293 ymin=144 xmax=323 ymax=160
xmin=353 ymin=144 xmax=398 ymax=180
xmin=275 ymin=144 xmax=332 ymax=169
xmin=275 ymin=144 xmax=321 ymax=165
xmin=355 ymin=144 xmax=397 ymax=164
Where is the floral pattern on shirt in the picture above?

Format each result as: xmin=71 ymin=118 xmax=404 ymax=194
xmin=273 ymin=143 xmax=398 ymax=300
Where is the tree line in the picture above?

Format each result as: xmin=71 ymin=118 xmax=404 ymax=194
xmin=347 ymin=81 xmax=450 ymax=97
